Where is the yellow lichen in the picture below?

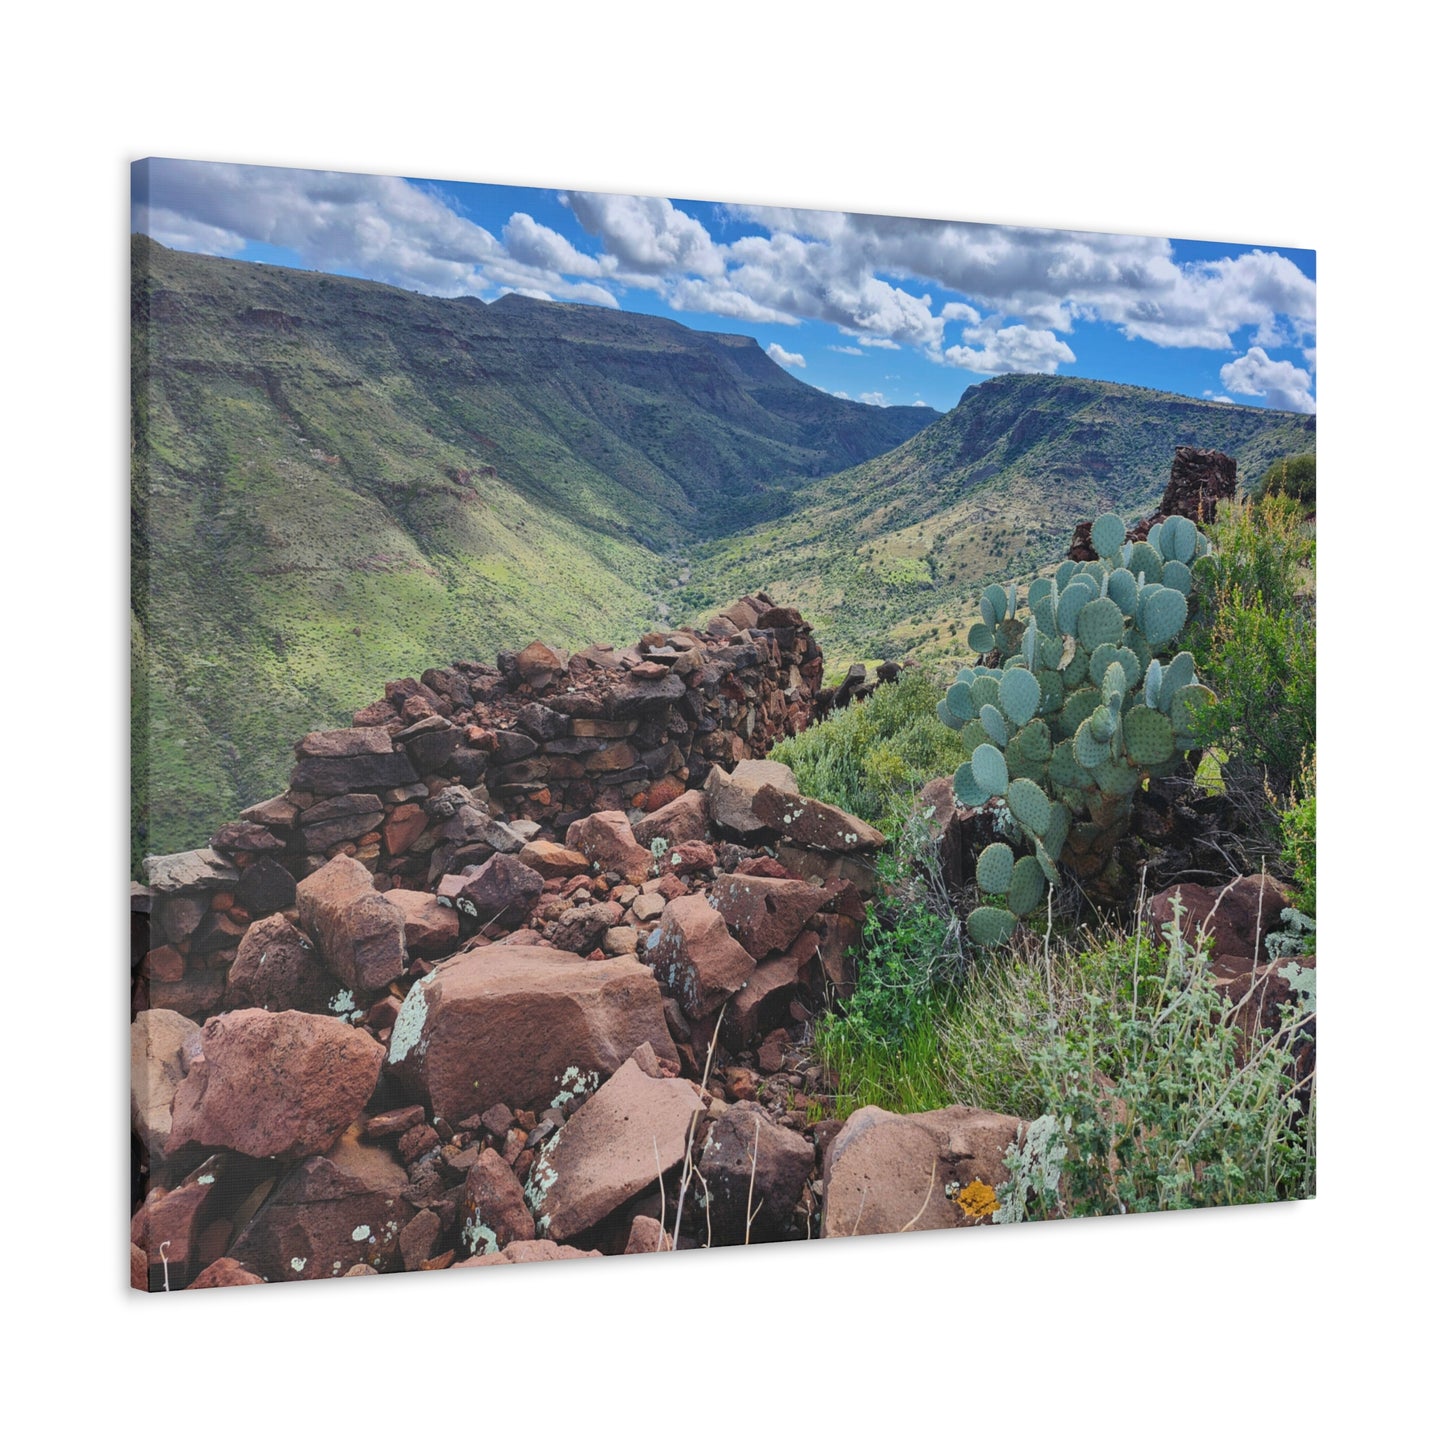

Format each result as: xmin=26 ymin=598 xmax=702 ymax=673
xmin=956 ymin=1180 xmax=1000 ymax=1218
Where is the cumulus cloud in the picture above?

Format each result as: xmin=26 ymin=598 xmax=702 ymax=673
xmin=942 ymin=300 xmax=981 ymax=324
xmin=1218 ymin=347 xmax=1317 ymax=413
xmin=766 ymin=342 xmax=806 ymax=368
xmin=828 ymin=344 xmax=864 ymax=355
xmin=944 ymin=320 xmax=1077 ymax=375
xmin=563 ymin=191 xmax=723 ymax=277
xmin=132 ymin=160 xmax=621 ymax=306
xmin=859 ymin=391 xmax=887 ymax=406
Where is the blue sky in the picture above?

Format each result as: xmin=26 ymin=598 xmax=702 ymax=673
xmin=133 ymin=160 xmax=1317 ymax=415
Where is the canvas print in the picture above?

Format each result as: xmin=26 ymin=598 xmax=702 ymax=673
xmin=130 ymin=159 xmax=1316 ymax=1290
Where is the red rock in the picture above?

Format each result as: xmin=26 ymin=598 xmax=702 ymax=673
xmin=169 ymin=1009 xmax=385 ymax=1160
xmin=565 ymin=810 xmax=652 ymax=885
xmin=231 ymin=1133 xmax=412 ymax=1281
xmin=658 ymin=840 xmax=717 ymax=877
xmin=516 ymin=641 xmax=567 ymax=688
xmin=643 ymin=777 xmax=686 ymax=813
xmin=461 ymin=1148 xmax=536 ymax=1255
xmin=752 ymin=785 xmax=885 ymax=852
xmin=382 ymin=803 xmax=429 ymax=857
xmin=131 ymin=1242 xmax=150 ymax=1291
xmin=734 ymin=856 xmax=800 ymax=880
xmin=398 ymin=1123 xmax=441 ymax=1163
xmin=131 ymin=1160 xmax=222 ymax=1284
xmin=698 ymin=1100 xmax=815 ymax=1243
xmin=642 ymin=873 xmax=688 ymax=901
xmin=187 ymin=1257 xmax=265 ymax=1289
xmin=704 ymin=760 xmax=799 ymax=839
xmin=623 ymin=1215 xmax=673 ymax=1253
xmin=1148 ymin=875 xmax=1290 ymax=964
xmin=602 ymin=926 xmax=639 ymax=955
xmin=362 ymin=1105 xmax=426 ymax=1140
xmin=387 ymin=945 xmax=678 ymax=1122
xmin=551 ymin=902 xmax=625 ymax=954
xmin=225 ymin=913 xmax=334 ymax=1015
xmin=815 ymin=913 xmax=861 ymax=995
xmin=235 ymin=857 xmax=297 ymax=915
xmin=383 ymin=889 xmax=459 ymax=958
xmin=241 ymin=793 xmax=299 ymax=830
xmin=131 ymin=1008 xmax=201 ymax=1157
xmin=518 ymin=840 xmax=592 ymax=879
xmin=525 ymin=1059 xmax=701 ymax=1241
xmin=646 ymin=892 xmax=756 ymax=1019
xmin=144 ymin=945 xmax=185 ymax=983
xmin=399 ymin=1209 xmax=442 ymax=1271
xmin=821 ymin=1105 xmax=1025 ymax=1236
xmin=296 ymin=854 xmax=407 ymax=991
xmin=456 ymin=854 xmax=546 ymax=928
xmin=757 ymin=1034 xmax=788 ymax=1073
xmin=728 ymin=930 xmax=820 ymax=1046
xmin=452 ymin=1239 xmax=600 ymax=1267
xmin=715 ymin=873 xmax=831 ymax=959
xmin=211 ymin=822 xmax=285 ymax=854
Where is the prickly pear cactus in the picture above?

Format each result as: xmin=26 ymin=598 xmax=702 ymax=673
xmin=941 ymin=512 xmax=1214 ymax=946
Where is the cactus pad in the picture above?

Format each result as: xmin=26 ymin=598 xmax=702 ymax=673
xmin=970 ymin=674 xmax=1001 ymax=711
xmin=952 ymin=761 xmax=990 ymax=808
xmin=1006 ymin=776 xmax=1052 ymax=836
xmin=1060 ymin=685 xmax=1102 ymax=737
xmin=1162 ymin=559 xmax=1193 ymax=594
xmin=1073 ymin=718 xmax=1112 ymax=770
xmin=1160 ymin=514 xmax=1198 ymax=564
xmin=978 ymin=703 xmax=1010 ymax=747
xmin=971 ymin=742 xmax=1009 ymax=797
xmin=1089 ymin=642 xmax=1140 ymax=692
xmin=982 ymin=583 xmax=1009 ymax=626
xmin=1143 ymin=656 xmax=1162 ymax=709
xmin=1107 ymin=567 xmax=1139 ymax=617
xmin=1142 ymin=586 xmax=1188 ymax=647
xmin=1042 ymin=801 xmax=1070 ymax=860
xmin=995 ymin=618 xmax=1026 ymax=656
xmin=975 ymin=842 xmax=1016 ymax=896
xmin=1038 ymin=635 xmax=1064 ymax=670
xmin=979 ymin=593 xmax=997 ymax=629
xmin=1028 ymin=577 xmax=1053 ymax=612
xmin=1091 ymin=513 xmax=1126 ymax=557
xmin=967 ymin=906 xmax=1017 ymax=949
xmin=1056 ymin=560 xmax=1077 ymax=589
xmin=1123 ymin=704 xmax=1175 ymax=765
xmin=1169 ymin=683 xmax=1215 ymax=746
xmin=1015 ymin=718 xmax=1053 ymax=762
xmin=1056 ymin=581 xmax=1093 ymax=638
xmin=1092 ymin=756 xmax=1140 ymax=798
xmin=958 ymin=720 xmax=990 ymax=754
xmin=1034 ymin=592 xmax=1059 ymax=638
xmin=1131 ymin=540 xmax=1164 ymax=585
xmin=1037 ymin=669 xmax=1065 ymax=714
xmin=1005 ymin=733 xmax=1049 ymax=785
xmin=1061 ymin=642 xmax=1090 ymax=687
xmin=1035 ymin=842 xmax=1062 ymax=886
xmin=967 ymin=622 xmax=995 ymax=654
xmin=936 ymin=699 xmax=961 ymax=729
xmin=999 ymin=667 xmax=1042 ymax=725
xmin=1007 ymin=855 xmax=1047 ymax=917
xmin=1158 ymin=652 xmax=1196 ymax=712
xmin=1077 ymin=596 xmax=1126 ymax=651
xmin=1050 ymin=738 xmax=1092 ymax=791
xmin=944 ymin=681 xmax=976 ymax=722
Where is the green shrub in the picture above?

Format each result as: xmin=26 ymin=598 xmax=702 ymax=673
xmin=770 ymin=667 xmax=971 ymax=823
xmin=1188 ymin=496 xmax=1316 ymax=796
xmin=940 ymin=901 xmax=1315 ymax=1218
xmin=1259 ymin=452 xmax=1316 ymax=507
xmin=1279 ymin=758 xmax=1317 ymax=916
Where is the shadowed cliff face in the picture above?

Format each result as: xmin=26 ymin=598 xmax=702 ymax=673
xmin=131 ymin=239 xmax=937 ymax=862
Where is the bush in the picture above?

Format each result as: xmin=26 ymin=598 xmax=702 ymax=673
xmin=1259 ymin=452 xmax=1316 ymax=507
xmin=1279 ymin=756 xmax=1317 ymax=916
xmin=770 ymin=666 xmax=971 ymax=823
xmin=1188 ymin=496 xmax=1316 ymax=796
xmin=938 ymin=900 xmax=1315 ymax=1218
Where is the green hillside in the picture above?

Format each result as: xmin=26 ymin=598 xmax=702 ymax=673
xmin=131 ymin=239 xmax=936 ymax=862
xmin=682 ymin=372 xmax=1316 ymax=665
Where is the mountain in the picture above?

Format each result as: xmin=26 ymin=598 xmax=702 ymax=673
xmin=131 ymin=238 xmax=938 ymax=862
xmin=683 ymin=372 xmax=1316 ymax=666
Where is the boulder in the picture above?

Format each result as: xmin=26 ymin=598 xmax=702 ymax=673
xmin=225 ymin=913 xmax=334 ymax=1015
xmin=452 ymin=1239 xmax=600 ymax=1267
xmin=821 ymin=1104 xmax=1026 ymax=1237
xmin=632 ymin=789 xmax=711 ymax=849
xmin=187 ymin=1257 xmax=265 ymax=1289
xmin=143 ymin=848 xmax=238 ymax=895
xmin=231 ymin=1133 xmax=411 ymax=1282
xmin=387 ymin=945 xmax=678 ymax=1122
xmin=131 ymin=1008 xmax=201 ymax=1157
xmin=131 ymin=1161 xmax=222 ymax=1284
xmin=551 ymin=902 xmax=625 ymax=955
xmin=752 ymin=785 xmax=885 ymax=853
xmin=169 ymin=1009 xmax=385 ymax=1160
xmin=518 ymin=839 xmax=592 ymax=879
xmin=714 ymin=873 xmax=830 ymax=959
xmin=623 ymin=1216 xmax=673 ymax=1254
xmin=698 ymin=1101 xmax=815 ymax=1243
xmin=383 ymin=889 xmax=459 ymax=959
xmin=525 ymin=1059 xmax=701 ymax=1241
xmin=456 ymin=853 xmax=545 ymax=928
xmin=291 ymin=729 xmax=418 ymax=797
xmin=295 ymin=854 xmax=407 ymax=991
xmin=565 ymin=810 xmax=652 ymax=885
xmin=646 ymin=892 xmax=757 ymax=1019
xmin=460 ymin=1148 xmax=536 ymax=1256
xmin=298 ymin=792 xmax=386 ymax=851
xmin=727 ymin=930 xmax=820 ymax=1046
xmin=235 ymin=856 xmax=298 ymax=916
xmin=704 ymin=760 xmax=799 ymax=839
xmin=1148 ymin=874 xmax=1290 ymax=964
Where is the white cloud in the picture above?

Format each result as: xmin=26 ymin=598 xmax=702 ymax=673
xmin=942 ymin=301 xmax=981 ymax=324
xmin=563 ymin=191 xmax=724 ymax=277
xmin=132 ymin=160 xmax=623 ymax=307
xmin=912 ymin=399 xmax=931 ymax=407
xmin=857 ymin=335 xmax=901 ymax=349
xmin=828 ymin=344 xmax=864 ymax=355
xmin=832 ymin=390 xmax=851 ymax=399
xmin=1218 ymin=347 xmax=1317 ymax=413
xmin=944 ymin=320 xmax=1076 ymax=375
xmin=766 ymin=342 xmax=806 ymax=368
xmin=859 ymin=391 xmax=887 ymax=406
